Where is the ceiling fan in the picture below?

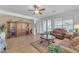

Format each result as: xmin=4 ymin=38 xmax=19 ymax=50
xmin=28 ymin=5 xmax=45 ymax=15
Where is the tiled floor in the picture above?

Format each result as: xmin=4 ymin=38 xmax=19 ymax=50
xmin=6 ymin=35 xmax=40 ymax=53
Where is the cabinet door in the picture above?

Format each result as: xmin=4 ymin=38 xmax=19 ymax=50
xmin=21 ymin=23 xmax=26 ymax=35
xmin=7 ymin=22 xmax=10 ymax=38
xmin=16 ymin=22 xmax=22 ymax=37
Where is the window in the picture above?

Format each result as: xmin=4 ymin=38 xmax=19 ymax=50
xmin=43 ymin=20 xmax=47 ymax=32
xmin=54 ymin=18 xmax=62 ymax=28
xmin=63 ymin=19 xmax=73 ymax=32
xmin=54 ymin=17 xmax=73 ymax=32
xmin=43 ymin=19 xmax=52 ymax=32
xmin=47 ymin=19 xmax=52 ymax=31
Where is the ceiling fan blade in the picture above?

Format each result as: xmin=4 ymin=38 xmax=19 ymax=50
xmin=28 ymin=9 xmax=34 ymax=11
xmin=28 ymin=5 xmax=45 ymax=15
xmin=39 ymin=8 xmax=45 ymax=11
xmin=39 ymin=11 xmax=42 ymax=14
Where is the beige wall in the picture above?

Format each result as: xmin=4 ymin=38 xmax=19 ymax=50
xmin=0 ymin=15 xmax=33 ymax=24
xmin=0 ymin=15 xmax=33 ymax=38
xmin=0 ymin=15 xmax=33 ymax=29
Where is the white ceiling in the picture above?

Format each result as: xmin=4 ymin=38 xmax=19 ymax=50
xmin=0 ymin=5 xmax=79 ymax=19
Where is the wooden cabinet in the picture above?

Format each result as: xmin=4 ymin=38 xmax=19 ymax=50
xmin=7 ymin=21 xmax=31 ymax=38
xmin=16 ymin=22 xmax=22 ymax=37
xmin=7 ymin=22 xmax=10 ymax=38
xmin=7 ymin=21 xmax=16 ymax=38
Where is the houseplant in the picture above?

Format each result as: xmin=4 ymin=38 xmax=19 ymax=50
xmin=48 ymin=43 xmax=63 ymax=53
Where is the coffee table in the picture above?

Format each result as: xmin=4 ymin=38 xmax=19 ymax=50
xmin=40 ymin=34 xmax=55 ymax=45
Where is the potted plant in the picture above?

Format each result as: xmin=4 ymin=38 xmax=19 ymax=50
xmin=48 ymin=43 xmax=63 ymax=53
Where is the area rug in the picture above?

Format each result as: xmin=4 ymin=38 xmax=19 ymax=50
xmin=31 ymin=40 xmax=48 ymax=53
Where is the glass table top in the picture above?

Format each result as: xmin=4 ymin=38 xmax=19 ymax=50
xmin=41 ymin=34 xmax=55 ymax=40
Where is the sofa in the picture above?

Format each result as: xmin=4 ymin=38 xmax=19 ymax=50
xmin=54 ymin=36 xmax=79 ymax=53
xmin=50 ymin=28 xmax=73 ymax=40
xmin=49 ymin=28 xmax=79 ymax=53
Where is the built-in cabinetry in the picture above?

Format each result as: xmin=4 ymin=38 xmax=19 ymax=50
xmin=7 ymin=21 xmax=32 ymax=38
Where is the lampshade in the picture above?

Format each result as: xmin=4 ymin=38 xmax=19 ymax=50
xmin=74 ymin=24 xmax=79 ymax=29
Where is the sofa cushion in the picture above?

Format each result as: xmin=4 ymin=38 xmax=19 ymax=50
xmin=70 ymin=36 xmax=79 ymax=48
xmin=74 ymin=45 xmax=79 ymax=52
xmin=54 ymin=38 xmax=71 ymax=47
xmin=50 ymin=28 xmax=66 ymax=39
xmin=64 ymin=32 xmax=73 ymax=39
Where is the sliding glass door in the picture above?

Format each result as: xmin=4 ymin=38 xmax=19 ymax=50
xmin=54 ymin=17 xmax=74 ymax=32
xmin=43 ymin=19 xmax=52 ymax=33
xmin=54 ymin=18 xmax=62 ymax=28
xmin=43 ymin=20 xmax=47 ymax=32
xmin=47 ymin=19 xmax=52 ymax=31
xmin=62 ymin=19 xmax=73 ymax=32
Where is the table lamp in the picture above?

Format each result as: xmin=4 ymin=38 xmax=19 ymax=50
xmin=74 ymin=24 xmax=79 ymax=32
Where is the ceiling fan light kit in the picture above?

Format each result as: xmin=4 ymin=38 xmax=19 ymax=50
xmin=34 ymin=10 xmax=39 ymax=14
